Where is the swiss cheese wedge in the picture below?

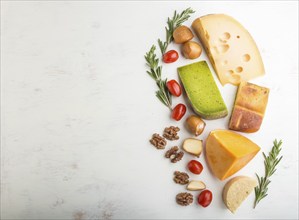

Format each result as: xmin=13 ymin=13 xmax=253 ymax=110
xmin=192 ymin=14 xmax=265 ymax=85
xmin=205 ymin=130 xmax=260 ymax=180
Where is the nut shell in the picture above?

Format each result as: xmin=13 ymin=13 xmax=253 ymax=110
xmin=173 ymin=26 xmax=194 ymax=44
xmin=186 ymin=115 xmax=206 ymax=136
xmin=182 ymin=41 xmax=202 ymax=59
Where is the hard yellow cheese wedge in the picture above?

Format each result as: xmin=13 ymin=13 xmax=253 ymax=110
xmin=192 ymin=14 xmax=265 ymax=85
xmin=205 ymin=130 xmax=260 ymax=180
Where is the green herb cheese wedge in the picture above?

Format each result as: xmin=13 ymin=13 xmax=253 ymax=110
xmin=178 ymin=61 xmax=228 ymax=119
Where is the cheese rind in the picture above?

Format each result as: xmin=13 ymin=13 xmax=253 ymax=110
xmin=178 ymin=61 xmax=228 ymax=119
xmin=229 ymin=81 xmax=269 ymax=132
xmin=205 ymin=130 xmax=260 ymax=180
xmin=192 ymin=14 xmax=265 ymax=85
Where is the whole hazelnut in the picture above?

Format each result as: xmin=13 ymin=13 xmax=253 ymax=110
xmin=185 ymin=115 xmax=206 ymax=136
xmin=173 ymin=26 xmax=194 ymax=44
xmin=182 ymin=41 xmax=202 ymax=59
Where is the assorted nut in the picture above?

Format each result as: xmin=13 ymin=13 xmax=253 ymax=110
xmin=182 ymin=41 xmax=202 ymax=59
xmin=186 ymin=180 xmax=206 ymax=191
xmin=173 ymin=26 xmax=194 ymax=44
xmin=150 ymin=133 xmax=167 ymax=149
xmin=149 ymin=125 xmax=208 ymax=207
xmin=182 ymin=138 xmax=203 ymax=157
xmin=165 ymin=146 xmax=184 ymax=163
xmin=176 ymin=192 xmax=194 ymax=206
xmin=173 ymin=171 xmax=189 ymax=185
xmin=163 ymin=126 xmax=180 ymax=140
xmin=185 ymin=115 xmax=206 ymax=136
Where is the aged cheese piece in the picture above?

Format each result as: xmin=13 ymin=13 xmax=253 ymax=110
xmin=229 ymin=81 xmax=269 ymax=132
xmin=178 ymin=61 xmax=228 ymax=119
xmin=192 ymin=14 xmax=265 ymax=85
xmin=223 ymin=176 xmax=257 ymax=213
xmin=206 ymin=130 xmax=260 ymax=180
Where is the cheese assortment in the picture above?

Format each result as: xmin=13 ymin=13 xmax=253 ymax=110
xmin=192 ymin=14 xmax=265 ymax=85
xmin=229 ymin=81 xmax=270 ymax=132
xmin=146 ymin=8 xmax=279 ymax=212
xmin=205 ymin=130 xmax=260 ymax=180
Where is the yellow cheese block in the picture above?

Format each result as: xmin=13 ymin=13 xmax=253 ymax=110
xmin=192 ymin=14 xmax=265 ymax=85
xmin=229 ymin=81 xmax=270 ymax=133
xmin=205 ymin=130 xmax=260 ymax=180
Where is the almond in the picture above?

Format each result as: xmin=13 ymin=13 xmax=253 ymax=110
xmin=186 ymin=180 xmax=206 ymax=191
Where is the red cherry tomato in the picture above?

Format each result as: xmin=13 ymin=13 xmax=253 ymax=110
xmin=163 ymin=50 xmax=179 ymax=63
xmin=187 ymin=160 xmax=203 ymax=174
xmin=166 ymin=80 xmax=182 ymax=97
xmin=171 ymin=103 xmax=186 ymax=121
xmin=198 ymin=190 xmax=213 ymax=207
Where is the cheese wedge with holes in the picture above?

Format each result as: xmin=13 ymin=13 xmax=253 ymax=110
xmin=229 ymin=81 xmax=269 ymax=132
xmin=223 ymin=176 xmax=257 ymax=213
xmin=192 ymin=14 xmax=265 ymax=85
xmin=205 ymin=130 xmax=260 ymax=180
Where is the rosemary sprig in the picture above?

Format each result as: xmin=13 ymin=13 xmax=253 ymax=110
xmin=254 ymin=139 xmax=283 ymax=208
xmin=158 ymin=7 xmax=195 ymax=55
xmin=145 ymin=8 xmax=194 ymax=109
xmin=145 ymin=45 xmax=172 ymax=110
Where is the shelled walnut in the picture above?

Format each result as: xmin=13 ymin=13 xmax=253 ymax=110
xmin=165 ymin=146 xmax=184 ymax=163
xmin=150 ymin=133 xmax=166 ymax=149
xmin=176 ymin=192 xmax=193 ymax=206
xmin=163 ymin=126 xmax=180 ymax=140
xmin=173 ymin=171 xmax=189 ymax=185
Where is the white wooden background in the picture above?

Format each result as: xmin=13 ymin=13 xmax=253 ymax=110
xmin=1 ymin=1 xmax=298 ymax=219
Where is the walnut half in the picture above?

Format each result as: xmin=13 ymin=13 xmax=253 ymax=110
xmin=176 ymin=192 xmax=193 ymax=206
xmin=173 ymin=171 xmax=189 ymax=185
xmin=150 ymin=133 xmax=166 ymax=149
xmin=163 ymin=126 xmax=180 ymax=140
xmin=165 ymin=146 xmax=184 ymax=163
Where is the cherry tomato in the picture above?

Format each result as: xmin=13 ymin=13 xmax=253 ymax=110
xmin=187 ymin=160 xmax=203 ymax=174
xmin=198 ymin=190 xmax=213 ymax=207
xmin=171 ymin=103 xmax=186 ymax=121
xmin=166 ymin=80 xmax=182 ymax=97
xmin=163 ymin=50 xmax=179 ymax=63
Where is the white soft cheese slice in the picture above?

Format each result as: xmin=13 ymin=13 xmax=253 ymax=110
xmin=192 ymin=14 xmax=265 ymax=86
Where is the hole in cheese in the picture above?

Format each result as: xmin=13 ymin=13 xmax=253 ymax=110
xmin=236 ymin=66 xmax=243 ymax=73
xmin=221 ymin=32 xmax=231 ymax=40
xmin=226 ymin=70 xmax=234 ymax=77
xmin=219 ymin=39 xmax=227 ymax=43
xmin=221 ymin=60 xmax=228 ymax=65
xmin=243 ymin=54 xmax=251 ymax=62
xmin=237 ymin=35 xmax=240 ymax=38
xmin=219 ymin=32 xmax=231 ymax=43
xmin=217 ymin=44 xmax=229 ymax=53
xmin=229 ymin=74 xmax=241 ymax=84
xmin=211 ymin=46 xmax=217 ymax=55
